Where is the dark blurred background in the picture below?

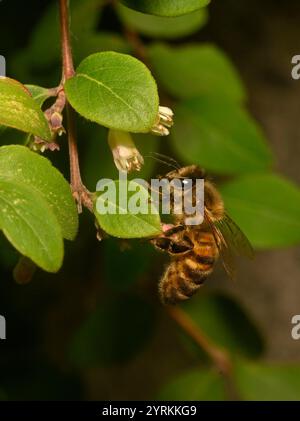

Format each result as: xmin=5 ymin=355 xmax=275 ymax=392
xmin=0 ymin=0 xmax=300 ymax=400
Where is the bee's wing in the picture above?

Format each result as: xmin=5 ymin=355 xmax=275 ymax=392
xmin=204 ymin=210 xmax=254 ymax=280
xmin=216 ymin=213 xmax=254 ymax=259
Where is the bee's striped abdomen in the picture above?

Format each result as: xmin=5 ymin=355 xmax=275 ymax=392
xmin=159 ymin=231 xmax=218 ymax=305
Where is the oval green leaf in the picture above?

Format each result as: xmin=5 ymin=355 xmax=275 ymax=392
xmin=171 ymin=96 xmax=273 ymax=174
xmin=64 ymin=52 xmax=159 ymax=133
xmin=221 ymin=173 xmax=300 ymax=248
xmin=0 ymin=78 xmax=51 ymax=140
xmin=117 ymin=5 xmax=208 ymax=39
xmin=120 ymin=0 xmax=210 ymax=17
xmin=0 ymin=146 xmax=78 ymax=240
xmin=158 ymin=369 xmax=226 ymax=400
xmin=94 ymin=180 xmax=161 ymax=238
xmin=0 ymin=179 xmax=63 ymax=272
xmin=234 ymin=360 xmax=300 ymax=401
xmin=149 ymin=43 xmax=245 ymax=102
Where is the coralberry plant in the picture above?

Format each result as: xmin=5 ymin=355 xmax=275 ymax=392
xmin=0 ymin=0 xmax=176 ymax=277
xmin=1 ymin=0 xmax=300 ymax=280
xmin=2 ymin=0 xmax=300 ymax=401
xmin=1 ymin=0 xmax=300 ymax=283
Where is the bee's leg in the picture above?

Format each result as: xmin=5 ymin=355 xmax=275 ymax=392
xmin=151 ymin=236 xmax=192 ymax=255
xmin=149 ymin=224 xmax=188 ymax=254
xmin=162 ymin=224 xmax=185 ymax=236
xmin=147 ymin=223 xmax=185 ymax=240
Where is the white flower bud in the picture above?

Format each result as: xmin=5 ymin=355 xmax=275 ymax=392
xmin=108 ymin=129 xmax=144 ymax=173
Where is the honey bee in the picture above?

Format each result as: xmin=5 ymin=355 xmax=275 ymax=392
xmin=151 ymin=164 xmax=254 ymax=305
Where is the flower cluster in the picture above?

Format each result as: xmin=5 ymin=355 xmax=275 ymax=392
xmin=108 ymin=106 xmax=174 ymax=173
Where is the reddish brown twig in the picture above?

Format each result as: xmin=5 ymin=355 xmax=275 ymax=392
xmin=59 ymin=0 xmax=93 ymax=212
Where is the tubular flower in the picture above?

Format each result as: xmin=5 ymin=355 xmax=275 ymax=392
xmin=108 ymin=129 xmax=144 ymax=173
xmin=151 ymin=106 xmax=174 ymax=136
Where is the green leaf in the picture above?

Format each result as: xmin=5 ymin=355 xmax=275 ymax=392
xmin=117 ymin=5 xmax=208 ymax=39
xmin=94 ymin=180 xmax=161 ymax=238
xmin=170 ymin=96 xmax=273 ymax=174
xmin=181 ymin=294 xmax=264 ymax=359
xmin=158 ymin=369 xmax=226 ymax=400
xmin=0 ymin=146 xmax=78 ymax=241
xmin=69 ymin=295 xmax=156 ymax=367
xmin=26 ymin=85 xmax=53 ymax=107
xmin=234 ymin=360 xmax=300 ymax=401
xmin=0 ymin=78 xmax=51 ymax=140
xmin=149 ymin=43 xmax=245 ymax=102
xmin=0 ymin=179 xmax=63 ymax=272
xmin=120 ymin=0 xmax=210 ymax=17
xmin=65 ymin=52 xmax=159 ymax=133
xmin=221 ymin=173 xmax=300 ymax=248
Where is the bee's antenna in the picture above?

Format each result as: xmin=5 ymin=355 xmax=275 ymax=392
xmin=144 ymin=154 xmax=178 ymax=171
xmin=152 ymin=152 xmax=181 ymax=169
xmin=145 ymin=152 xmax=181 ymax=171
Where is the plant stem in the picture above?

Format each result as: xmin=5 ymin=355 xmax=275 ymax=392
xmin=59 ymin=0 xmax=74 ymax=81
xmin=124 ymin=28 xmax=149 ymax=64
xmin=166 ymin=306 xmax=240 ymax=399
xmin=59 ymin=0 xmax=92 ymax=212
xmin=167 ymin=306 xmax=232 ymax=375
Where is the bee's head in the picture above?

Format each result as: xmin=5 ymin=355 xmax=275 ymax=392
xmin=164 ymin=165 xmax=206 ymax=182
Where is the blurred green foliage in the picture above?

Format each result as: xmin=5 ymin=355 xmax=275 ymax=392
xmin=69 ymin=295 xmax=156 ymax=367
xmin=149 ymin=43 xmax=246 ymax=101
xmin=181 ymin=294 xmax=264 ymax=359
xmin=0 ymin=0 xmax=300 ymax=402
xmin=116 ymin=5 xmax=208 ymax=39
xmin=171 ymin=96 xmax=272 ymax=174
xmin=233 ymin=361 xmax=300 ymax=400
xmin=158 ymin=369 xmax=226 ymax=400
xmin=120 ymin=0 xmax=210 ymax=17
xmin=221 ymin=174 xmax=300 ymax=248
